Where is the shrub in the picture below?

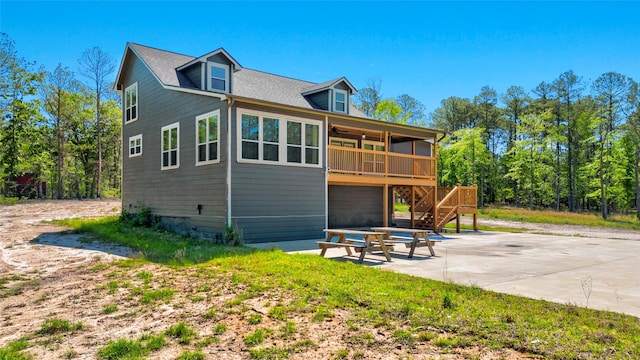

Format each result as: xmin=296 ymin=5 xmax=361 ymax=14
xmin=120 ymin=206 xmax=159 ymax=228
xmin=223 ymin=223 xmax=244 ymax=246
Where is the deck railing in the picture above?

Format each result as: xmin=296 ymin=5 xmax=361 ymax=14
xmin=328 ymin=145 xmax=436 ymax=180
xmin=437 ymin=184 xmax=478 ymax=208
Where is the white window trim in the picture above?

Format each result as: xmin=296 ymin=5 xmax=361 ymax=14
xmin=161 ymin=122 xmax=180 ymax=170
xmin=333 ymin=89 xmax=348 ymax=114
xmin=236 ymin=109 xmax=323 ymax=168
xmin=329 ymin=137 xmax=358 ymax=148
xmin=208 ymin=62 xmax=229 ymax=93
xmin=362 ymin=140 xmax=385 ymax=151
xmin=128 ymin=134 xmax=142 ymax=158
xmin=124 ymin=83 xmax=138 ymax=123
xmin=195 ymin=110 xmax=221 ymax=166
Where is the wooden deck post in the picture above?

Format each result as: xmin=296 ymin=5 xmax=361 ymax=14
xmin=383 ymin=184 xmax=389 ymax=227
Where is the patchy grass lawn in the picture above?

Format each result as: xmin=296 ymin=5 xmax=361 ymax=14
xmin=2 ymin=216 xmax=639 ymax=359
xmin=479 ymin=206 xmax=640 ymax=231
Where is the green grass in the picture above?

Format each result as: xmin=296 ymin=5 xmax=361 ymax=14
xmin=61 ymin=216 xmax=640 ymax=359
xmin=97 ymin=333 xmax=165 ymax=360
xmin=480 ymin=206 xmax=640 ymax=230
xmin=0 ymin=339 xmax=31 ymax=360
xmin=37 ymin=318 xmax=83 ymax=335
xmin=57 ymin=216 xmax=255 ymax=265
xmin=165 ymin=322 xmax=197 ymax=344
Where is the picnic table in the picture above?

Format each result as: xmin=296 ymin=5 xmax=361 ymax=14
xmin=317 ymin=229 xmax=392 ymax=263
xmin=371 ymin=227 xmax=437 ymax=258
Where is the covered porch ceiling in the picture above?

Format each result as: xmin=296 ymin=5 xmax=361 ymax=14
xmin=328 ymin=123 xmax=438 ymax=144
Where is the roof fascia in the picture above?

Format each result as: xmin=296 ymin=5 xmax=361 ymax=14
xmin=176 ymin=48 xmax=242 ymax=71
xmin=301 ymin=77 xmax=358 ymax=96
xmin=112 ymin=44 xmax=225 ymax=100
xmin=113 ymin=42 xmax=134 ymax=91
xmin=226 ymin=94 xmax=444 ymax=140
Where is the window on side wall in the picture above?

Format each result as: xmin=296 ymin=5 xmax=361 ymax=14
xmin=161 ymin=123 xmax=179 ymax=170
xmin=209 ymin=63 xmax=228 ymax=92
xmin=240 ymin=114 xmax=279 ymax=162
xmin=287 ymin=121 xmax=319 ymax=165
xmin=124 ymin=83 xmax=138 ymax=122
xmin=128 ymin=134 xmax=142 ymax=157
xmin=334 ymin=89 xmax=347 ymax=113
xmin=238 ymin=111 xmax=322 ymax=167
xmin=196 ymin=111 xmax=220 ymax=165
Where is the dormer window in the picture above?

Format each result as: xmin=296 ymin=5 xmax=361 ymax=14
xmin=208 ymin=62 xmax=229 ymax=92
xmin=334 ymin=89 xmax=347 ymax=113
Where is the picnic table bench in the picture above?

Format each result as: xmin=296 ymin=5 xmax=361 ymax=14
xmin=317 ymin=229 xmax=392 ymax=263
xmin=371 ymin=227 xmax=438 ymax=258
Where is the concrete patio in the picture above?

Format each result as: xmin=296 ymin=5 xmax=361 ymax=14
xmin=251 ymin=230 xmax=640 ymax=318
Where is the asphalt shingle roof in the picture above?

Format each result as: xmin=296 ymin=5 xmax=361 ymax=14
xmin=128 ymin=43 xmax=365 ymax=117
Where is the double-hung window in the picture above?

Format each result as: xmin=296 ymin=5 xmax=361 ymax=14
xmin=240 ymin=114 xmax=279 ymax=162
xmin=209 ymin=63 xmax=228 ymax=92
xmin=128 ymin=134 xmax=142 ymax=157
xmin=334 ymin=89 xmax=347 ymax=113
xmin=287 ymin=121 xmax=319 ymax=165
xmin=196 ymin=111 xmax=220 ymax=165
xmin=124 ymin=83 xmax=138 ymax=122
xmin=239 ymin=111 xmax=321 ymax=167
xmin=161 ymin=123 xmax=179 ymax=169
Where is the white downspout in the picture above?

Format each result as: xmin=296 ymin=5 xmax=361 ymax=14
xmin=324 ymin=115 xmax=329 ymax=230
xmin=226 ymin=96 xmax=235 ymax=225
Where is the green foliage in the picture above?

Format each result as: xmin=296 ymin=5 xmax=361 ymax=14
xmin=140 ymin=288 xmax=175 ymax=304
xmin=57 ymin=216 xmax=640 ymax=359
xmin=165 ymin=322 xmax=197 ymax=344
xmin=176 ymin=351 xmax=205 ymax=360
xmin=57 ymin=216 xmax=255 ymax=264
xmin=119 ymin=206 xmax=159 ymax=228
xmin=373 ymin=98 xmax=409 ymax=124
xmin=37 ymin=318 xmax=83 ymax=335
xmin=102 ymin=304 xmax=118 ymax=314
xmin=223 ymin=222 xmax=244 ymax=246
xmin=96 ymin=332 xmax=165 ymax=359
xmin=96 ymin=339 xmax=145 ymax=360
xmin=244 ymin=329 xmax=269 ymax=347
xmin=0 ymin=339 xmax=31 ymax=360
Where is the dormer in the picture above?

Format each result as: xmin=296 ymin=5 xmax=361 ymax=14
xmin=176 ymin=48 xmax=241 ymax=93
xmin=302 ymin=77 xmax=357 ymax=114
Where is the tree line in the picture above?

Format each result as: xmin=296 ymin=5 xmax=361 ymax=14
xmin=3 ymin=30 xmax=639 ymax=220
xmin=0 ymin=33 xmax=120 ymax=199
xmin=354 ymin=71 xmax=640 ymax=219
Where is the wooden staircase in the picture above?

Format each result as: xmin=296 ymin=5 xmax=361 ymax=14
xmin=395 ymin=184 xmax=477 ymax=232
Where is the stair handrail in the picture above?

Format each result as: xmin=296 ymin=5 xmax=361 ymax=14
xmin=437 ymin=184 xmax=460 ymax=209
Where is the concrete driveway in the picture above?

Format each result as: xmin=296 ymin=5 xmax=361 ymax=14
xmin=252 ymin=231 xmax=640 ymax=318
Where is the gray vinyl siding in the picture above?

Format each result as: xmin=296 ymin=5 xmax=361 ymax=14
xmin=182 ymin=64 xmax=202 ymax=89
xmin=231 ymin=164 xmax=325 ymax=242
xmin=230 ymin=104 xmax=326 ymax=243
xmin=121 ymin=51 xmax=228 ymax=239
xmin=328 ymin=186 xmax=383 ymax=228
xmin=306 ymin=91 xmax=329 ymax=111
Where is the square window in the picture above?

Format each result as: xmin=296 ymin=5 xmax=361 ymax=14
xmin=128 ymin=134 xmax=142 ymax=157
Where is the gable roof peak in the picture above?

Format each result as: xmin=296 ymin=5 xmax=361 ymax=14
xmin=301 ymin=76 xmax=357 ymax=96
xmin=176 ymin=47 xmax=242 ymax=71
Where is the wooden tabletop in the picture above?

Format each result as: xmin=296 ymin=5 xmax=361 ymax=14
xmin=323 ymin=229 xmax=381 ymax=236
xmin=371 ymin=227 xmax=428 ymax=233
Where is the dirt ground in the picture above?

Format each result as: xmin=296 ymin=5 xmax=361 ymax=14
xmin=3 ymin=200 xmax=618 ymax=359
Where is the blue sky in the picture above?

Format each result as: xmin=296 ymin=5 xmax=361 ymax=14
xmin=2 ymin=1 xmax=639 ymax=117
